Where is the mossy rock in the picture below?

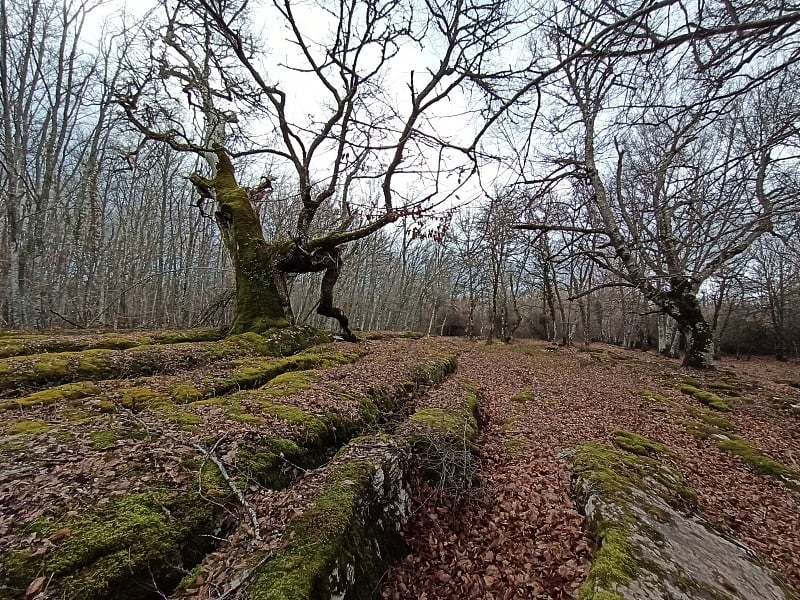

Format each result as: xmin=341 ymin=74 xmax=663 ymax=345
xmin=510 ymin=389 xmax=535 ymax=403
xmin=237 ymin=438 xmax=309 ymax=489
xmin=7 ymin=419 xmax=50 ymax=435
xmin=119 ymin=387 xmax=169 ymax=412
xmin=259 ymin=370 xmax=317 ymax=397
xmin=573 ymin=443 xmax=696 ymax=512
xmin=678 ymin=383 xmax=730 ymax=411
xmin=171 ymin=383 xmax=204 ymax=404
xmin=716 ymin=437 xmax=800 ymax=487
xmin=611 ymin=431 xmax=667 ymax=457
xmin=693 ymin=391 xmax=730 ymax=412
xmin=247 ymin=441 xmax=409 ymax=600
xmin=0 ymin=382 xmax=102 ymax=410
xmin=635 ymin=389 xmax=672 ymax=405
xmin=401 ymin=380 xmax=480 ymax=488
xmin=0 ymin=330 xmax=327 ymax=396
xmin=686 ymin=407 xmax=733 ymax=431
xmin=2 ymin=492 xmax=219 ymax=600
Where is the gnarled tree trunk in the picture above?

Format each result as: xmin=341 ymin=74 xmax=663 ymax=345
xmin=191 ymin=150 xmax=291 ymax=334
xmin=653 ymin=279 xmax=715 ymax=369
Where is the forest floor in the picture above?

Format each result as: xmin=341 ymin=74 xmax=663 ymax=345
xmin=0 ymin=330 xmax=798 ymax=599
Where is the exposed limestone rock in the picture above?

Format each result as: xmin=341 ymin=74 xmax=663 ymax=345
xmin=573 ymin=443 xmax=797 ymax=600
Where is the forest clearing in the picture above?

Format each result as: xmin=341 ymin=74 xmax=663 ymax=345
xmin=0 ymin=329 xmax=797 ymax=599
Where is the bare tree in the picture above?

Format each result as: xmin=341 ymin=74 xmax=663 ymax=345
xmin=512 ymin=0 xmax=800 ymax=368
xmin=114 ymin=0 xmax=524 ymax=338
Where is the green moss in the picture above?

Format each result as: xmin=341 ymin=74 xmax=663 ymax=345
xmin=611 ymin=431 xmax=666 ymax=457
xmin=681 ymin=377 xmax=701 ymax=388
xmin=237 ymin=438 xmax=307 ymax=489
xmin=196 ymin=396 xmax=263 ymax=424
xmin=409 ymin=407 xmax=477 ymax=440
xmin=55 ymin=431 xmax=76 ymax=442
xmin=573 ymin=444 xmax=697 ymax=511
xmin=3 ymin=492 xmax=219 ymax=600
xmin=510 ymin=389 xmax=535 ymax=403
xmin=706 ymin=381 xmax=739 ymax=392
xmin=31 ymin=354 xmax=72 ymax=378
xmin=579 ymin=524 xmax=637 ymax=600
xmin=686 ymin=408 xmax=733 ymax=431
xmin=683 ymin=420 xmax=717 ymax=439
xmin=716 ymin=437 xmax=799 ymax=485
xmin=504 ymin=438 xmax=530 ymax=456
xmin=679 ymin=383 xmax=730 ymax=411
xmin=93 ymin=400 xmax=116 ymax=413
xmin=75 ymin=349 xmax=116 ymax=378
xmin=248 ymin=455 xmax=404 ymax=600
xmin=0 ymin=439 xmax=25 ymax=453
xmin=119 ymin=387 xmax=169 ymax=411
xmin=259 ymin=370 xmax=317 ymax=396
xmin=1 ymin=382 xmax=102 ymax=410
xmin=171 ymin=383 xmax=203 ymax=404
xmin=635 ymin=389 xmax=671 ymax=404
xmin=500 ymin=416 xmax=520 ymax=432
xmin=258 ymin=401 xmax=329 ymax=443
xmin=693 ymin=391 xmax=729 ymax=411
xmin=8 ymin=419 xmax=50 ymax=435
xmin=89 ymin=430 xmax=119 ymax=450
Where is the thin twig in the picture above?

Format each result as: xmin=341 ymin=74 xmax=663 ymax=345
xmin=193 ymin=436 xmax=262 ymax=541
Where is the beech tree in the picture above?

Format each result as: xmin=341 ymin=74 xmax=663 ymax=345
xmin=115 ymin=0 xmax=523 ymax=338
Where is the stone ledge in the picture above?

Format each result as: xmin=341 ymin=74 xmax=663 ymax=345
xmin=572 ymin=443 xmax=797 ymax=600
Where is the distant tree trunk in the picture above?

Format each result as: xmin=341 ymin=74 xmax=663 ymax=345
xmin=654 ymin=279 xmax=714 ymax=369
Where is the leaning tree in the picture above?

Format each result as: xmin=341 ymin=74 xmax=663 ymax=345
xmin=115 ymin=0 xmax=524 ymax=338
xmin=512 ymin=0 xmax=800 ymax=368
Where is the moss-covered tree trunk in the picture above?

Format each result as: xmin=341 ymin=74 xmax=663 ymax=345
xmin=653 ymin=279 xmax=714 ymax=369
xmin=191 ymin=150 xmax=291 ymax=334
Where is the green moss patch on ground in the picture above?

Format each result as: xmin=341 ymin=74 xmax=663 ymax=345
xmin=678 ymin=383 xmax=730 ymax=411
xmin=510 ymin=389 xmax=536 ymax=403
xmin=716 ymin=437 xmax=800 ymax=486
xmin=2 ymin=491 xmax=219 ymax=600
xmin=610 ymin=431 xmax=667 ymax=457
xmin=247 ymin=438 xmax=409 ymax=600
xmin=6 ymin=419 xmax=51 ymax=435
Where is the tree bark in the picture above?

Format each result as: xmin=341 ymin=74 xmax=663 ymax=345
xmin=191 ymin=150 xmax=291 ymax=334
xmin=653 ymin=280 xmax=715 ymax=369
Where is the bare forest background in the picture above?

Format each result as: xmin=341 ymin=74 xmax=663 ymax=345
xmin=2 ymin=0 xmax=799 ymax=362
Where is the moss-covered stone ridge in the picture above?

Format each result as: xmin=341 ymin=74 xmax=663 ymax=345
xmin=398 ymin=379 xmax=481 ymax=490
xmin=573 ymin=443 xmax=796 ymax=600
xmin=0 ymin=328 xmax=331 ymax=395
xmin=246 ymin=435 xmax=411 ymax=600
xmin=0 ymin=328 xmax=222 ymax=359
xmin=2 ymin=491 xmax=219 ymax=600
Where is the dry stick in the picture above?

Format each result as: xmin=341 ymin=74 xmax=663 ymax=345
xmin=116 ymin=407 xmax=261 ymax=541
xmin=193 ymin=436 xmax=262 ymax=541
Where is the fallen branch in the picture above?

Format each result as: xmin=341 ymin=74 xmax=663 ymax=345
xmin=194 ymin=436 xmax=262 ymax=541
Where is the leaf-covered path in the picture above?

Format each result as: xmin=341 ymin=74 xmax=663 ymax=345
xmin=1 ymin=331 xmax=798 ymax=599
xmin=381 ymin=340 xmax=800 ymax=599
